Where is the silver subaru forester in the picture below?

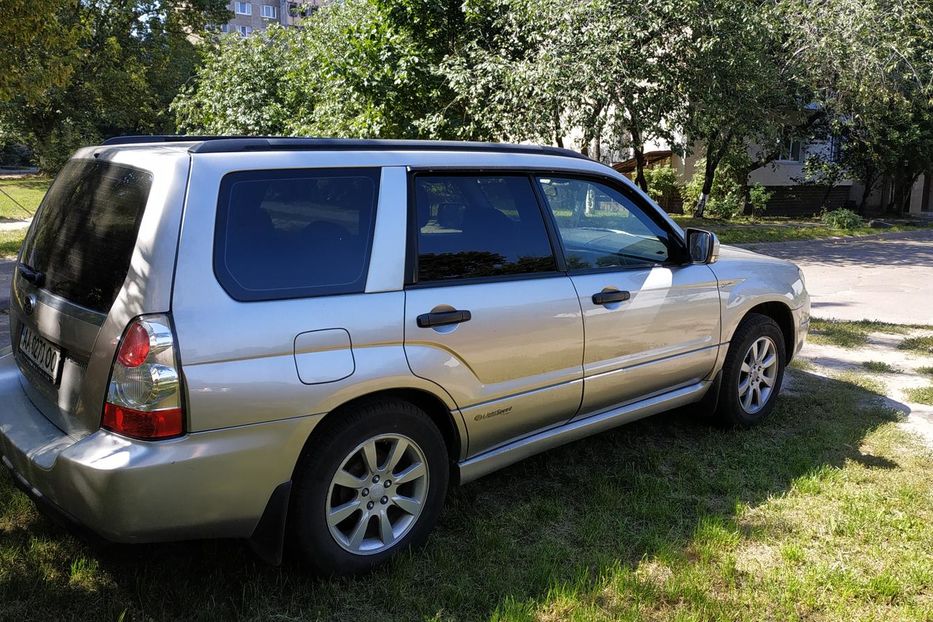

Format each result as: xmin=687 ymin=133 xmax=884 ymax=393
xmin=0 ymin=137 xmax=809 ymax=574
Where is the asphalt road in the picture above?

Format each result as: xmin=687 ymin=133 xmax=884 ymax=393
xmin=1 ymin=230 xmax=932 ymax=351
xmin=742 ymin=229 xmax=933 ymax=325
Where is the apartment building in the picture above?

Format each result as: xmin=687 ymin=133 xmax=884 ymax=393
xmin=220 ymin=1 xmax=324 ymax=36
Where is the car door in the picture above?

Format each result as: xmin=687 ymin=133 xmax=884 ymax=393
xmin=403 ymin=173 xmax=584 ymax=455
xmin=534 ymin=175 xmax=721 ymax=416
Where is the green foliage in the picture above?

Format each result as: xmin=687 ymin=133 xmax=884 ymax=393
xmin=682 ymin=157 xmax=745 ymax=219
xmin=862 ymin=361 xmax=900 ymax=374
xmin=747 ymin=183 xmax=773 ymax=218
xmin=177 ymin=0 xmax=475 ymax=139
xmin=898 ymin=336 xmax=933 ymax=355
xmin=821 ymin=208 xmax=863 ymax=230
xmin=643 ymin=165 xmax=681 ymax=205
xmin=1 ymin=0 xmax=230 ymax=172
xmin=785 ymin=0 xmax=933 ymax=213
xmin=0 ymin=0 xmax=81 ymax=104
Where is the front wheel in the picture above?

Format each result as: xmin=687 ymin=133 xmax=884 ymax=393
xmin=288 ymin=398 xmax=449 ymax=575
xmin=715 ymin=314 xmax=786 ymax=427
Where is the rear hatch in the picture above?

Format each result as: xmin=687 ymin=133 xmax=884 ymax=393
xmin=9 ymin=157 xmax=154 ymax=437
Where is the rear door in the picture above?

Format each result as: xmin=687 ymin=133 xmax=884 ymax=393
xmin=403 ymin=173 xmax=584 ymax=455
xmin=10 ymin=158 xmax=159 ymax=436
xmin=534 ymin=175 xmax=721 ymax=416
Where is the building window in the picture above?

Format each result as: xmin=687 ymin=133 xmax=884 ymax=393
xmin=238 ymin=25 xmax=252 ymax=35
xmin=779 ymin=138 xmax=803 ymax=162
xmin=234 ymin=2 xmax=252 ymax=15
xmin=261 ymin=4 xmax=276 ymax=18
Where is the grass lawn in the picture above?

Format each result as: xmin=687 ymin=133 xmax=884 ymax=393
xmin=2 ymin=371 xmax=931 ymax=620
xmin=807 ymin=318 xmax=933 ymax=348
xmin=0 ymin=176 xmax=50 ymax=220
xmin=670 ymin=215 xmax=931 ymax=245
xmin=0 ymin=229 xmax=27 ymax=260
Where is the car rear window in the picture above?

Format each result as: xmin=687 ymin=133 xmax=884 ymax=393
xmin=214 ymin=168 xmax=380 ymax=301
xmin=20 ymin=159 xmax=152 ymax=313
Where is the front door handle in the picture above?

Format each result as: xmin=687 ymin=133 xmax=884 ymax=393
xmin=592 ymin=290 xmax=631 ymax=305
xmin=417 ymin=309 xmax=472 ymax=328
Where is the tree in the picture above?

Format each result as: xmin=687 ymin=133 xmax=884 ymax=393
xmin=787 ymin=0 xmax=933 ymax=214
xmin=682 ymin=0 xmax=809 ymax=217
xmin=0 ymin=0 xmax=82 ymax=104
xmin=444 ymin=0 xmax=696 ymax=192
xmin=0 ymin=0 xmax=230 ymax=171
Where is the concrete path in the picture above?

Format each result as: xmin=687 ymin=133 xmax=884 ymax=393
xmin=795 ymin=328 xmax=933 ymax=449
xmin=742 ymin=229 xmax=933 ymax=325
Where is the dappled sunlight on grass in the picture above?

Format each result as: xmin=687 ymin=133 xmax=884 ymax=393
xmin=0 ymin=371 xmax=930 ymax=620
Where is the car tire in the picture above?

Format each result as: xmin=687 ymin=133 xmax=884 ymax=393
xmin=288 ymin=398 xmax=449 ymax=575
xmin=714 ymin=313 xmax=786 ymax=428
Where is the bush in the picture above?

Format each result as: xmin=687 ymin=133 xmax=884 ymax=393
xmin=644 ymin=165 xmax=681 ymax=202
xmin=821 ymin=208 xmax=863 ymax=230
xmin=705 ymin=191 xmax=743 ymax=219
xmin=682 ymin=156 xmax=745 ymax=218
xmin=748 ymin=183 xmax=773 ymax=218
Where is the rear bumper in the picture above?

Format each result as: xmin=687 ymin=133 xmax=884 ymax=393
xmin=0 ymin=353 xmax=321 ymax=543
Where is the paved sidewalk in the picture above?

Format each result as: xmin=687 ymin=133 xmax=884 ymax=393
xmin=742 ymin=229 xmax=933 ymax=325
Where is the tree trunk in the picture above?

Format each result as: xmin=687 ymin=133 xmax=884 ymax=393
xmin=693 ymin=145 xmax=720 ymax=218
xmin=820 ymin=183 xmax=835 ymax=211
xmin=633 ymin=146 xmax=648 ymax=192
xmin=857 ymin=168 xmax=878 ymax=214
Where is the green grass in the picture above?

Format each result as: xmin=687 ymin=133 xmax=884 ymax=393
xmin=2 ymin=372 xmax=932 ymax=620
xmin=899 ymin=336 xmax=933 ymax=356
xmin=0 ymin=228 xmax=26 ymax=259
xmin=808 ymin=318 xmax=931 ymax=348
xmin=0 ymin=176 xmax=49 ymax=220
xmin=833 ymin=370 xmax=887 ymax=395
xmin=670 ymin=215 xmax=931 ymax=245
xmin=862 ymin=361 xmax=901 ymax=374
xmin=917 ymin=366 xmax=933 ymax=377
xmin=904 ymin=385 xmax=933 ymax=406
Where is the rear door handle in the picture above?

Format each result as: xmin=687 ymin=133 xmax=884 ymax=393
xmin=592 ymin=290 xmax=631 ymax=305
xmin=417 ymin=310 xmax=472 ymax=328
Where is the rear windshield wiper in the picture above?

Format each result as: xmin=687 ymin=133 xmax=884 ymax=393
xmin=17 ymin=263 xmax=45 ymax=287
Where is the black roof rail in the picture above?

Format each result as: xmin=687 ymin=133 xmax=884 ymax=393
xmin=188 ymin=137 xmax=590 ymax=160
xmin=101 ymin=135 xmax=590 ymax=160
xmin=100 ymin=135 xmax=258 ymax=146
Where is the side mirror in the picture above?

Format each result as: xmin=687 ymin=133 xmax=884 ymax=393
xmin=685 ymin=228 xmax=719 ymax=264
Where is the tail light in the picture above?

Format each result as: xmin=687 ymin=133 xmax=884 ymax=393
xmin=102 ymin=315 xmax=185 ymax=440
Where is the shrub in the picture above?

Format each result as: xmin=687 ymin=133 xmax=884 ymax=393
xmin=682 ymin=157 xmax=745 ymax=218
xmin=748 ymin=183 xmax=773 ymax=218
xmin=644 ymin=165 xmax=681 ymax=203
xmin=821 ymin=208 xmax=863 ymax=230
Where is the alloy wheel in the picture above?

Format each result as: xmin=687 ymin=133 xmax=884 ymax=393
xmin=325 ymin=433 xmax=429 ymax=555
xmin=738 ymin=336 xmax=779 ymax=414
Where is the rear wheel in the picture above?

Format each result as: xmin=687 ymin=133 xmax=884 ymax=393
xmin=715 ymin=314 xmax=786 ymax=427
xmin=289 ymin=398 xmax=448 ymax=575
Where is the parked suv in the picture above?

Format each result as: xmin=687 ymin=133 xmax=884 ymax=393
xmin=0 ymin=137 xmax=809 ymax=574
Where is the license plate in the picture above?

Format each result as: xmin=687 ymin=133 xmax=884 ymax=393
xmin=19 ymin=325 xmax=62 ymax=383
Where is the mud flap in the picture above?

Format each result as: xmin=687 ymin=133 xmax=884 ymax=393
xmin=248 ymin=481 xmax=291 ymax=565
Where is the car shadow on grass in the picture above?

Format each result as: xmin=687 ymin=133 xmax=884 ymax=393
xmin=0 ymin=370 xmax=908 ymax=621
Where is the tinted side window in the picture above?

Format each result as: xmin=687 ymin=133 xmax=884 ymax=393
xmin=414 ymin=175 xmax=556 ymax=282
xmin=536 ymin=177 xmax=674 ymax=269
xmin=215 ymin=168 xmax=379 ymax=301
xmin=21 ymin=160 xmax=152 ymax=313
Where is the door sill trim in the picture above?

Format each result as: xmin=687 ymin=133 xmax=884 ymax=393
xmin=457 ymin=381 xmax=708 ymax=484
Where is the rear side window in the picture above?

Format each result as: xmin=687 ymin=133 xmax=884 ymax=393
xmin=20 ymin=159 xmax=152 ymax=313
xmin=413 ymin=175 xmax=557 ymax=282
xmin=214 ymin=168 xmax=380 ymax=301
